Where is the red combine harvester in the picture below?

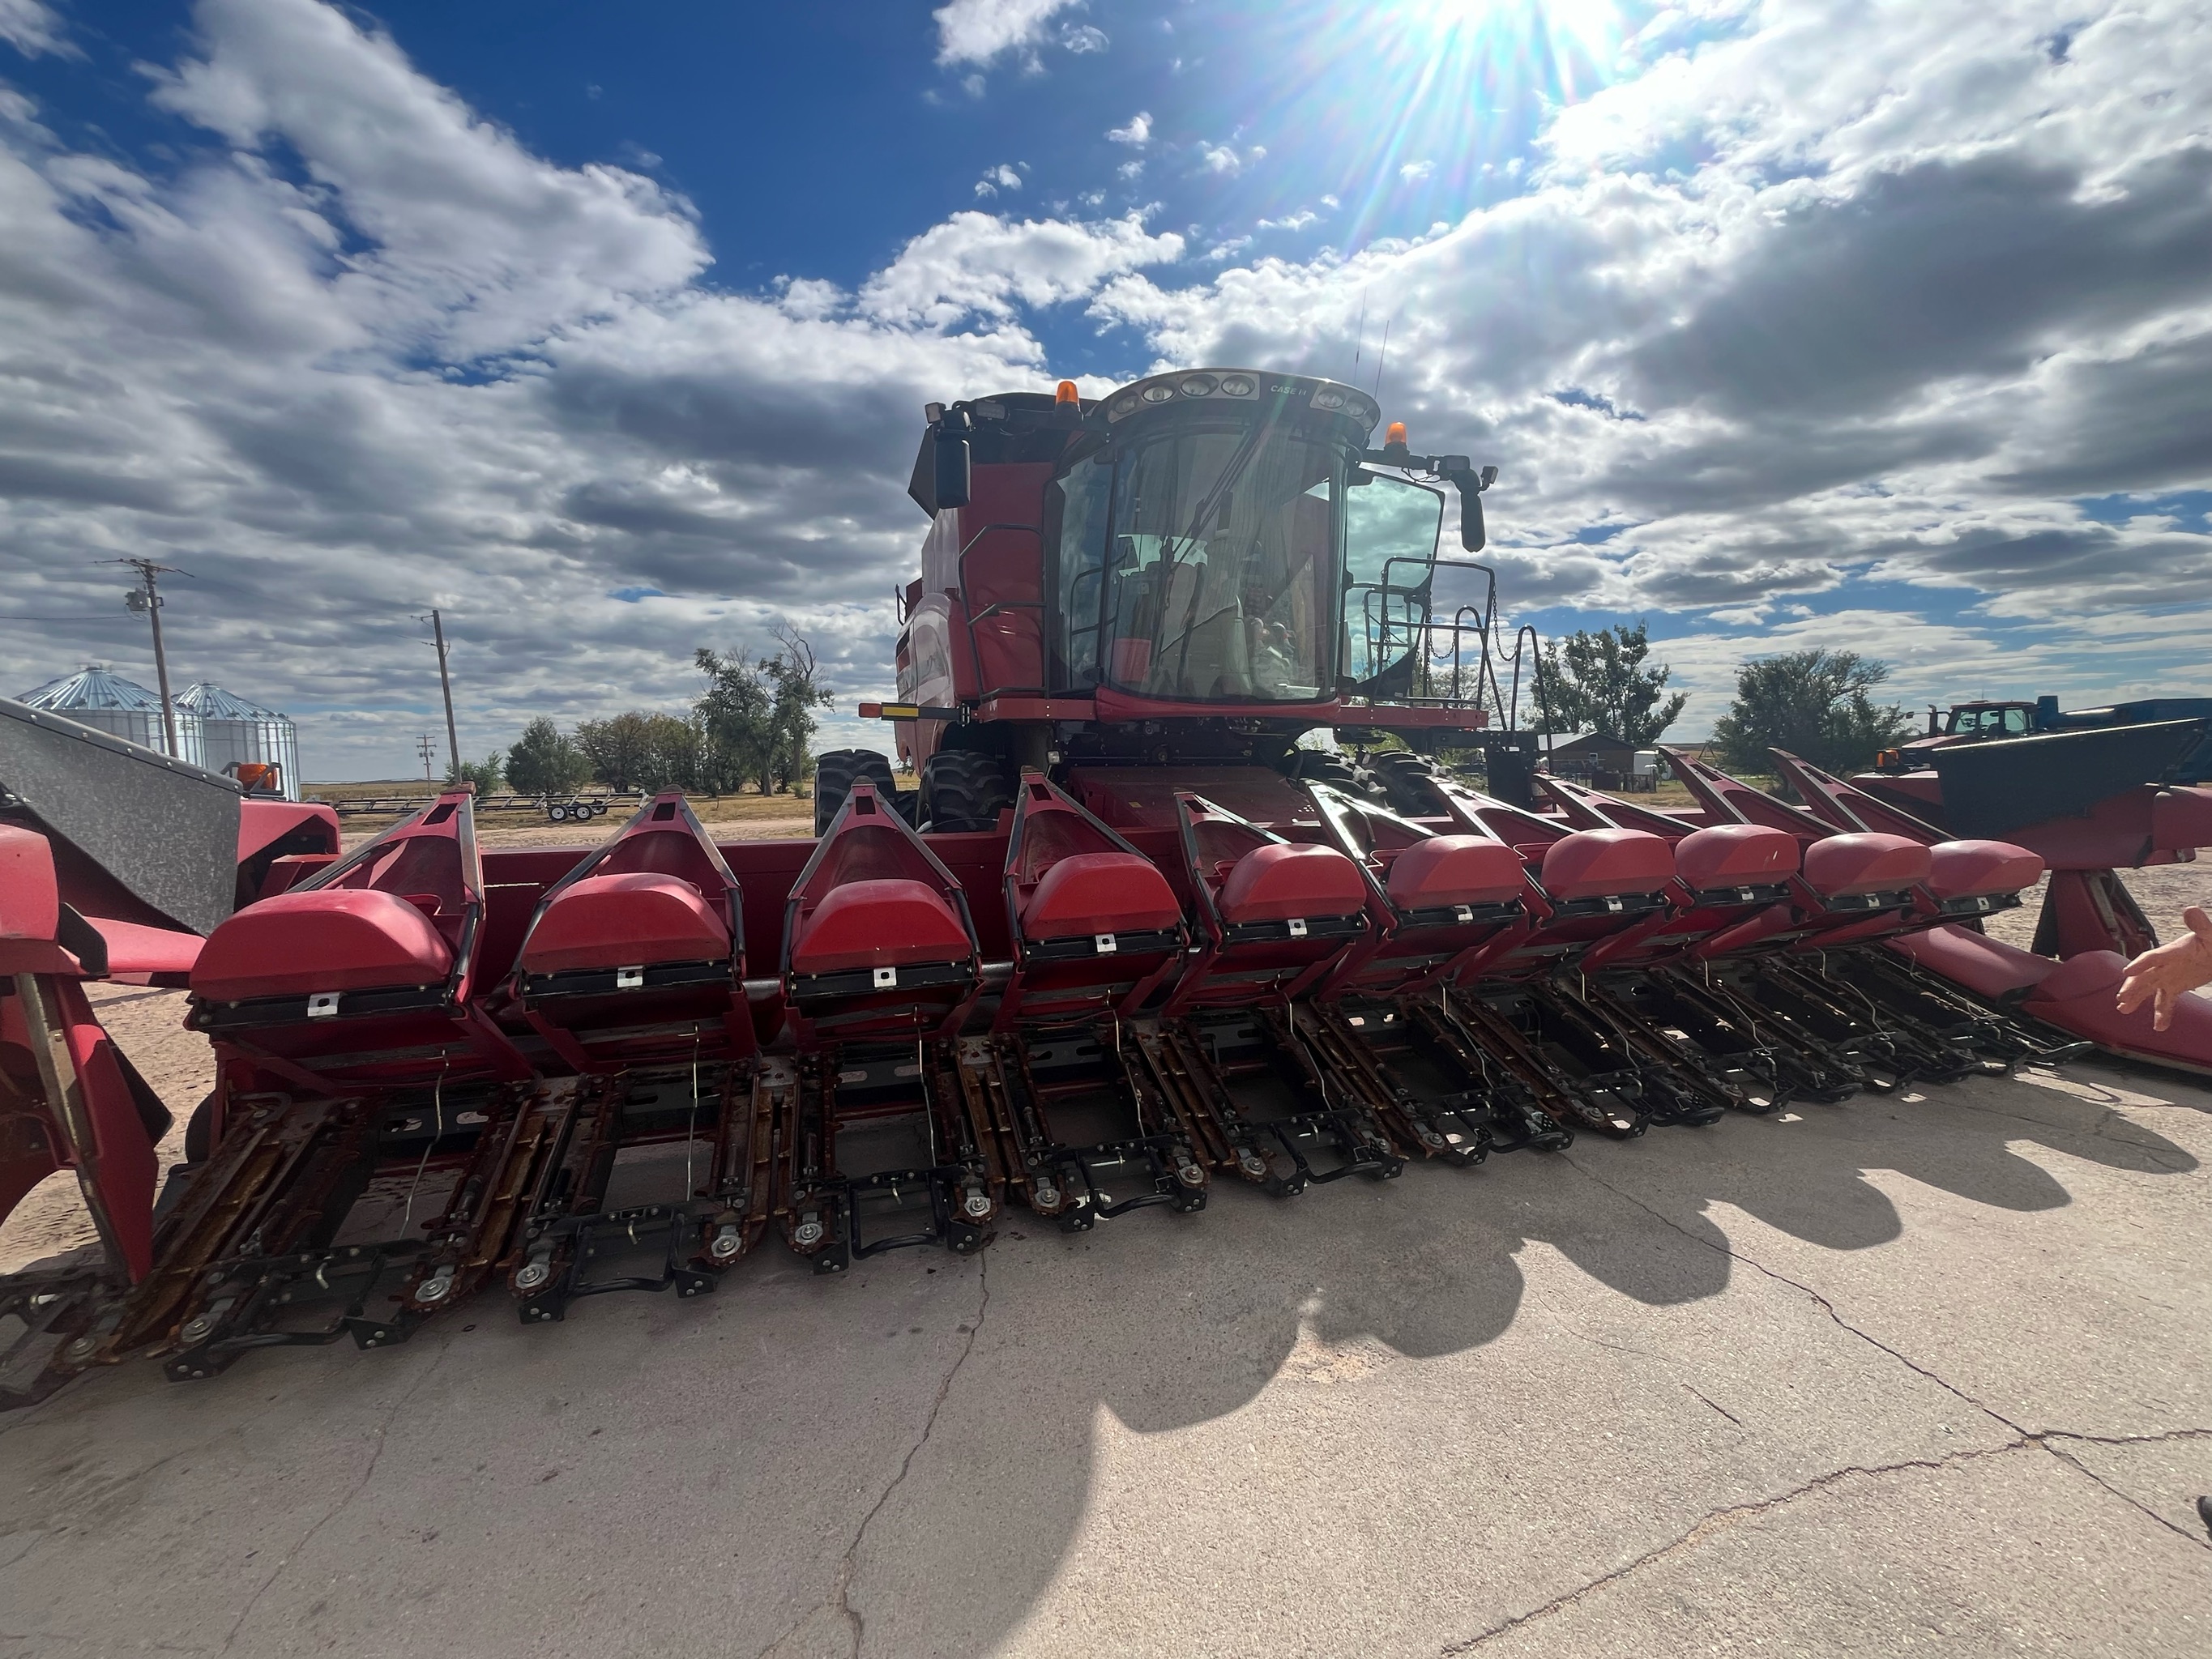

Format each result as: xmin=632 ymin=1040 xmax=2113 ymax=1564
xmin=5 ymin=368 xmax=2209 ymax=1406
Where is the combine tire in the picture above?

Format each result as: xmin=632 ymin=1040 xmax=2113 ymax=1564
xmin=814 ymin=748 xmax=897 ymax=835
xmin=1369 ymin=752 xmax=1451 ymax=817
xmin=923 ymin=750 xmax=1014 ymax=833
xmin=183 ymin=1092 xmax=215 ymax=1162
xmin=1279 ymin=748 xmax=1364 ymax=795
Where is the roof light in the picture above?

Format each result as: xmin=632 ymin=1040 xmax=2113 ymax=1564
xmin=1110 ymin=394 xmax=1139 ymax=417
xmin=1385 ymin=421 xmax=1408 ymax=447
xmin=1055 ymin=380 xmax=1079 ymax=404
xmin=1142 ymin=382 xmax=1177 ymax=403
xmin=1311 ymin=388 xmax=1346 ymax=411
xmin=1218 ymin=373 xmax=1255 ymax=396
xmin=1179 ymin=373 xmax=1218 ymax=397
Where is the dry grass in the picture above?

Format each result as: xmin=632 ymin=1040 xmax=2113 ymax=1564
xmin=310 ymin=781 xmax=824 ymax=847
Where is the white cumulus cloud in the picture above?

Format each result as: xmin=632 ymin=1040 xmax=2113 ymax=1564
xmin=860 ymin=211 xmax=1183 ymax=331
xmin=1107 ymin=111 xmax=1151 ymax=147
xmin=2 ymin=0 xmax=2207 ymax=774
xmin=933 ymin=0 xmax=1087 ymax=67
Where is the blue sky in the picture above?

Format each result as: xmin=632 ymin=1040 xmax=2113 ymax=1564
xmin=2 ymin=0 xmax=2208 ymax=776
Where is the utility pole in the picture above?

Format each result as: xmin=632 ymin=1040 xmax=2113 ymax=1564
xmin=417 ymin=733 xmax=438 ymax=783
xmin=418 ymin=609 xmax=461 ymax=783
xmin=105 ymin=557 xmax=190 ymax=757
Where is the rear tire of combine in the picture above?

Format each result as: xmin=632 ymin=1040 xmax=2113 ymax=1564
xmin=814 ymin=748 xmax=898 ymax=835
xmin=183 ymin=1092 xmax=215 ymax=1162
xmin=922 ymin=750 xmax=1014 ymax=833
xmin=1279 ymin=748 xmax=1364 ymax=795
xmin=1369 ymin=752 xmax=1450 ymax=817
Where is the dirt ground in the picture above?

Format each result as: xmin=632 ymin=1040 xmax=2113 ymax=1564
xmin=1984 ymin=859 xmax=2206 ymax=952
xmin=331 ymin=795 xmax=818 ymax=853
xmin=0 ymin=986 xmax=207 ymax=1276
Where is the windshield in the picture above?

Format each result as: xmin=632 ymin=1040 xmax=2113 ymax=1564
xmin=1054 ymin=420 xmax=1343 ymax=703
xmin=1948 ymin=706 xmax=2030 ymax=736
xmin=1342 ymin=471 xmax=1444 ymax=692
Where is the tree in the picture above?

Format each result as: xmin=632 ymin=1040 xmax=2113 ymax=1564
xmin=694 ymin=625 xmax=831 ymax=796
xmin=1706 ymin=649 xmax=1915 ymax=776
xmin=505 ymin=718 xmax=588 ymax=797
xmin=762 ymin=623 xmax=833 ymax=796
xmin=639 ymin=712 xmax=702 ymax=791
xmin=574 ymin=710 xmax=698 ymax=792
xmin=446 ymin=751 xmax=504 ymax=795
xmin=694 ymin=648 xmax=775 ymax=795
xmin=1533 ymin=621 xmax=1688 ymax=744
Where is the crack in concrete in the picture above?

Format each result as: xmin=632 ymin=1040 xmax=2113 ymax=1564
xmin=2035 ymin=1427 xmax=2212 ymax=1552
xmin=1683 ymin=1384 xmax=1742 ymax=1427
xmin=1526 ymin=1290 xmax=1670 ymax=1367
xmin=1943 ymin=1092 xmax=2197 ymax=1174
xmin=827 ymin=1256 xmax=990 ymax=1659
xmin=1559 ymin=1151 xmax=2028 ymax=1435
xmin=2035 ymin=1426 xmax=2212 ymax=1447
xmin=1519 ymin=1155 xmax=2212 ymax=1635
xmin=1528 ymin=1290 xmax=1749 ymax=1426
xmin=1440 ymin=1439 xmax=2034 ymax=1653
xmin=217 ymin=1336 xmax=453 ymax=1653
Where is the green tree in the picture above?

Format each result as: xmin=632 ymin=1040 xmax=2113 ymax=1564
xmin=694 ymin=648 xmax=775 ymax=795
xmin=446 ymin=751 xmax=505 ymax=795
xmin=505 ymin=718 xmax=588 ymax=797
xmin=1532 ymin=621 xmax=1688 ymax=744
xmin=638 ymin=712 xmax=701 ymax=791
xmin=762 ymin=624 xmax=833 ymax=796
xmin=694 ymin=625 xmax=831 ymax=796
xmin=1707 ymin=649 xmax=1915 ymax=776
xmin=574 ymin=710 xmax=696 ymax=792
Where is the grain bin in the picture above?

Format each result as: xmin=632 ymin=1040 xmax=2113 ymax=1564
xmin=177 ymin=681 xmax=303 ymax=800
xmin=15 ymin=664 xmax=205 ymax=766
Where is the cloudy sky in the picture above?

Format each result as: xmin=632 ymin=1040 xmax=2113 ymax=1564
xmin=2 ymin=0 xmax=2206 ymax=779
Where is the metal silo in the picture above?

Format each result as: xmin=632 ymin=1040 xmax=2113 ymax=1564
xmin=177 ymin=681 xmax=303 ymax=800
xmin=16 ymin=665 xmax=206 ymax=766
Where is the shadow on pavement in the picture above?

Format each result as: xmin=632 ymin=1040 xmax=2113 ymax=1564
xmin=0 ymin=1061 xmax=2198 ymax=1658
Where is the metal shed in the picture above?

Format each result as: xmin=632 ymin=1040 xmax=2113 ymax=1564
xmin=177 ymin=680 xmax=303 ymax=800
xmin=16 ymin=665 xmax=205 ymax=768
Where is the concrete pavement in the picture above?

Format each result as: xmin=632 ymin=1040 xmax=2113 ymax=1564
xmin=2 ymin=1060 xmax=2207 ymax=1657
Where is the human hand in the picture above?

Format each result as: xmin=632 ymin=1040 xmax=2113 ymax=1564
xmin=2116 ymin=905 xmax=2212 ymax=1031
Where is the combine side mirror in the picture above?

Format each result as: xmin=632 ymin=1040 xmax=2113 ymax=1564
xmin=1450 ymin=466 xmax=1493 ymax=552
xmin=933 ymin=422 xmax=972 ymax=511
xmin=1459 ymin=491 xmax=1485 ymax=552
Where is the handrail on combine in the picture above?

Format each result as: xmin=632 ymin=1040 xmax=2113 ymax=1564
xmin=1352 ymin=554 xmax=1545 ymax=733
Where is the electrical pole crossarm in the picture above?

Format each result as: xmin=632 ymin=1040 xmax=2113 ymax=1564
xmin=103 ymin=557 xmax=190 ymax=760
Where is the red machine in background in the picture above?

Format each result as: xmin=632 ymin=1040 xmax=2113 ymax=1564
xmin=3 ymin=367 xmax=2206 ymax=1409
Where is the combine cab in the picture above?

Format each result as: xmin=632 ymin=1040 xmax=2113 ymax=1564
xmin=4 ymin=367 xmax=2209 ymax=1405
